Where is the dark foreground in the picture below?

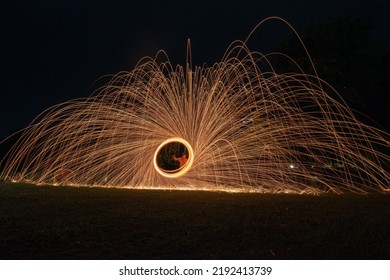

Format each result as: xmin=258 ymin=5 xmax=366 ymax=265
xmin=0 ymin=182 xmax=389 ymax=260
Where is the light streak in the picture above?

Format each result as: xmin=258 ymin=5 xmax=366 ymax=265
xmin=0 ymin=17 xmax=389 ymax=194
xmin=153 ymin=137 xmax=194 ymax=178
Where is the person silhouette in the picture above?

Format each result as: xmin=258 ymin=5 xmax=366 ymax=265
xmin=172 ymin=152 xmax=188 ymax=167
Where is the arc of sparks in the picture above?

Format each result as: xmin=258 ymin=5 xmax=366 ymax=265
xmin=0 ymin=17 xmax=389 ymax=194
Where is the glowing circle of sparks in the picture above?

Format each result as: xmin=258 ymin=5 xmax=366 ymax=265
xmin=153 ymin=137 xmax=194 ymax=178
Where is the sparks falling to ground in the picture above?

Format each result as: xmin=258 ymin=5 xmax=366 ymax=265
xmin=1 ymin=17 xmax=389 ymax=194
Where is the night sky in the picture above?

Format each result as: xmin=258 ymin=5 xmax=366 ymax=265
xmin=1 ymin=0 xmax=390 ymax=139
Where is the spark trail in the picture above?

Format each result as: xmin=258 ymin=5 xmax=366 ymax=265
xmin=1 ymin=17 xmax=389 ymax=194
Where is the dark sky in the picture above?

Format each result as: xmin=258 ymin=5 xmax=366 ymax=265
xmin=1 ymin=0 xmax=390 ymax=138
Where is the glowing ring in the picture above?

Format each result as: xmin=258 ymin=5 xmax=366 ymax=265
xmin=153 ymin=137 xmax=194 ymax=178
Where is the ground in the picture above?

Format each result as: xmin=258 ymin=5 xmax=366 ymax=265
xmin=0 ymin=182 xmax=389 ymax=259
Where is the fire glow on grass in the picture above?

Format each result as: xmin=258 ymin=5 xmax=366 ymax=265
xmin=1 ymin=17 xmax=389 ymax=194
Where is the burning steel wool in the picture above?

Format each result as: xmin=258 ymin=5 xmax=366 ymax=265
xmin=1 ymin=17 xmax=389 ymax=194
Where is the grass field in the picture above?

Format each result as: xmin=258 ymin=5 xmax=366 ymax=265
xmin=0 ymin=182 xmax=389 ymax=259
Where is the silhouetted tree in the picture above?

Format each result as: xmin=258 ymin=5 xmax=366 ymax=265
xmin=273 ymin=17 xmax=389 ymax=130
